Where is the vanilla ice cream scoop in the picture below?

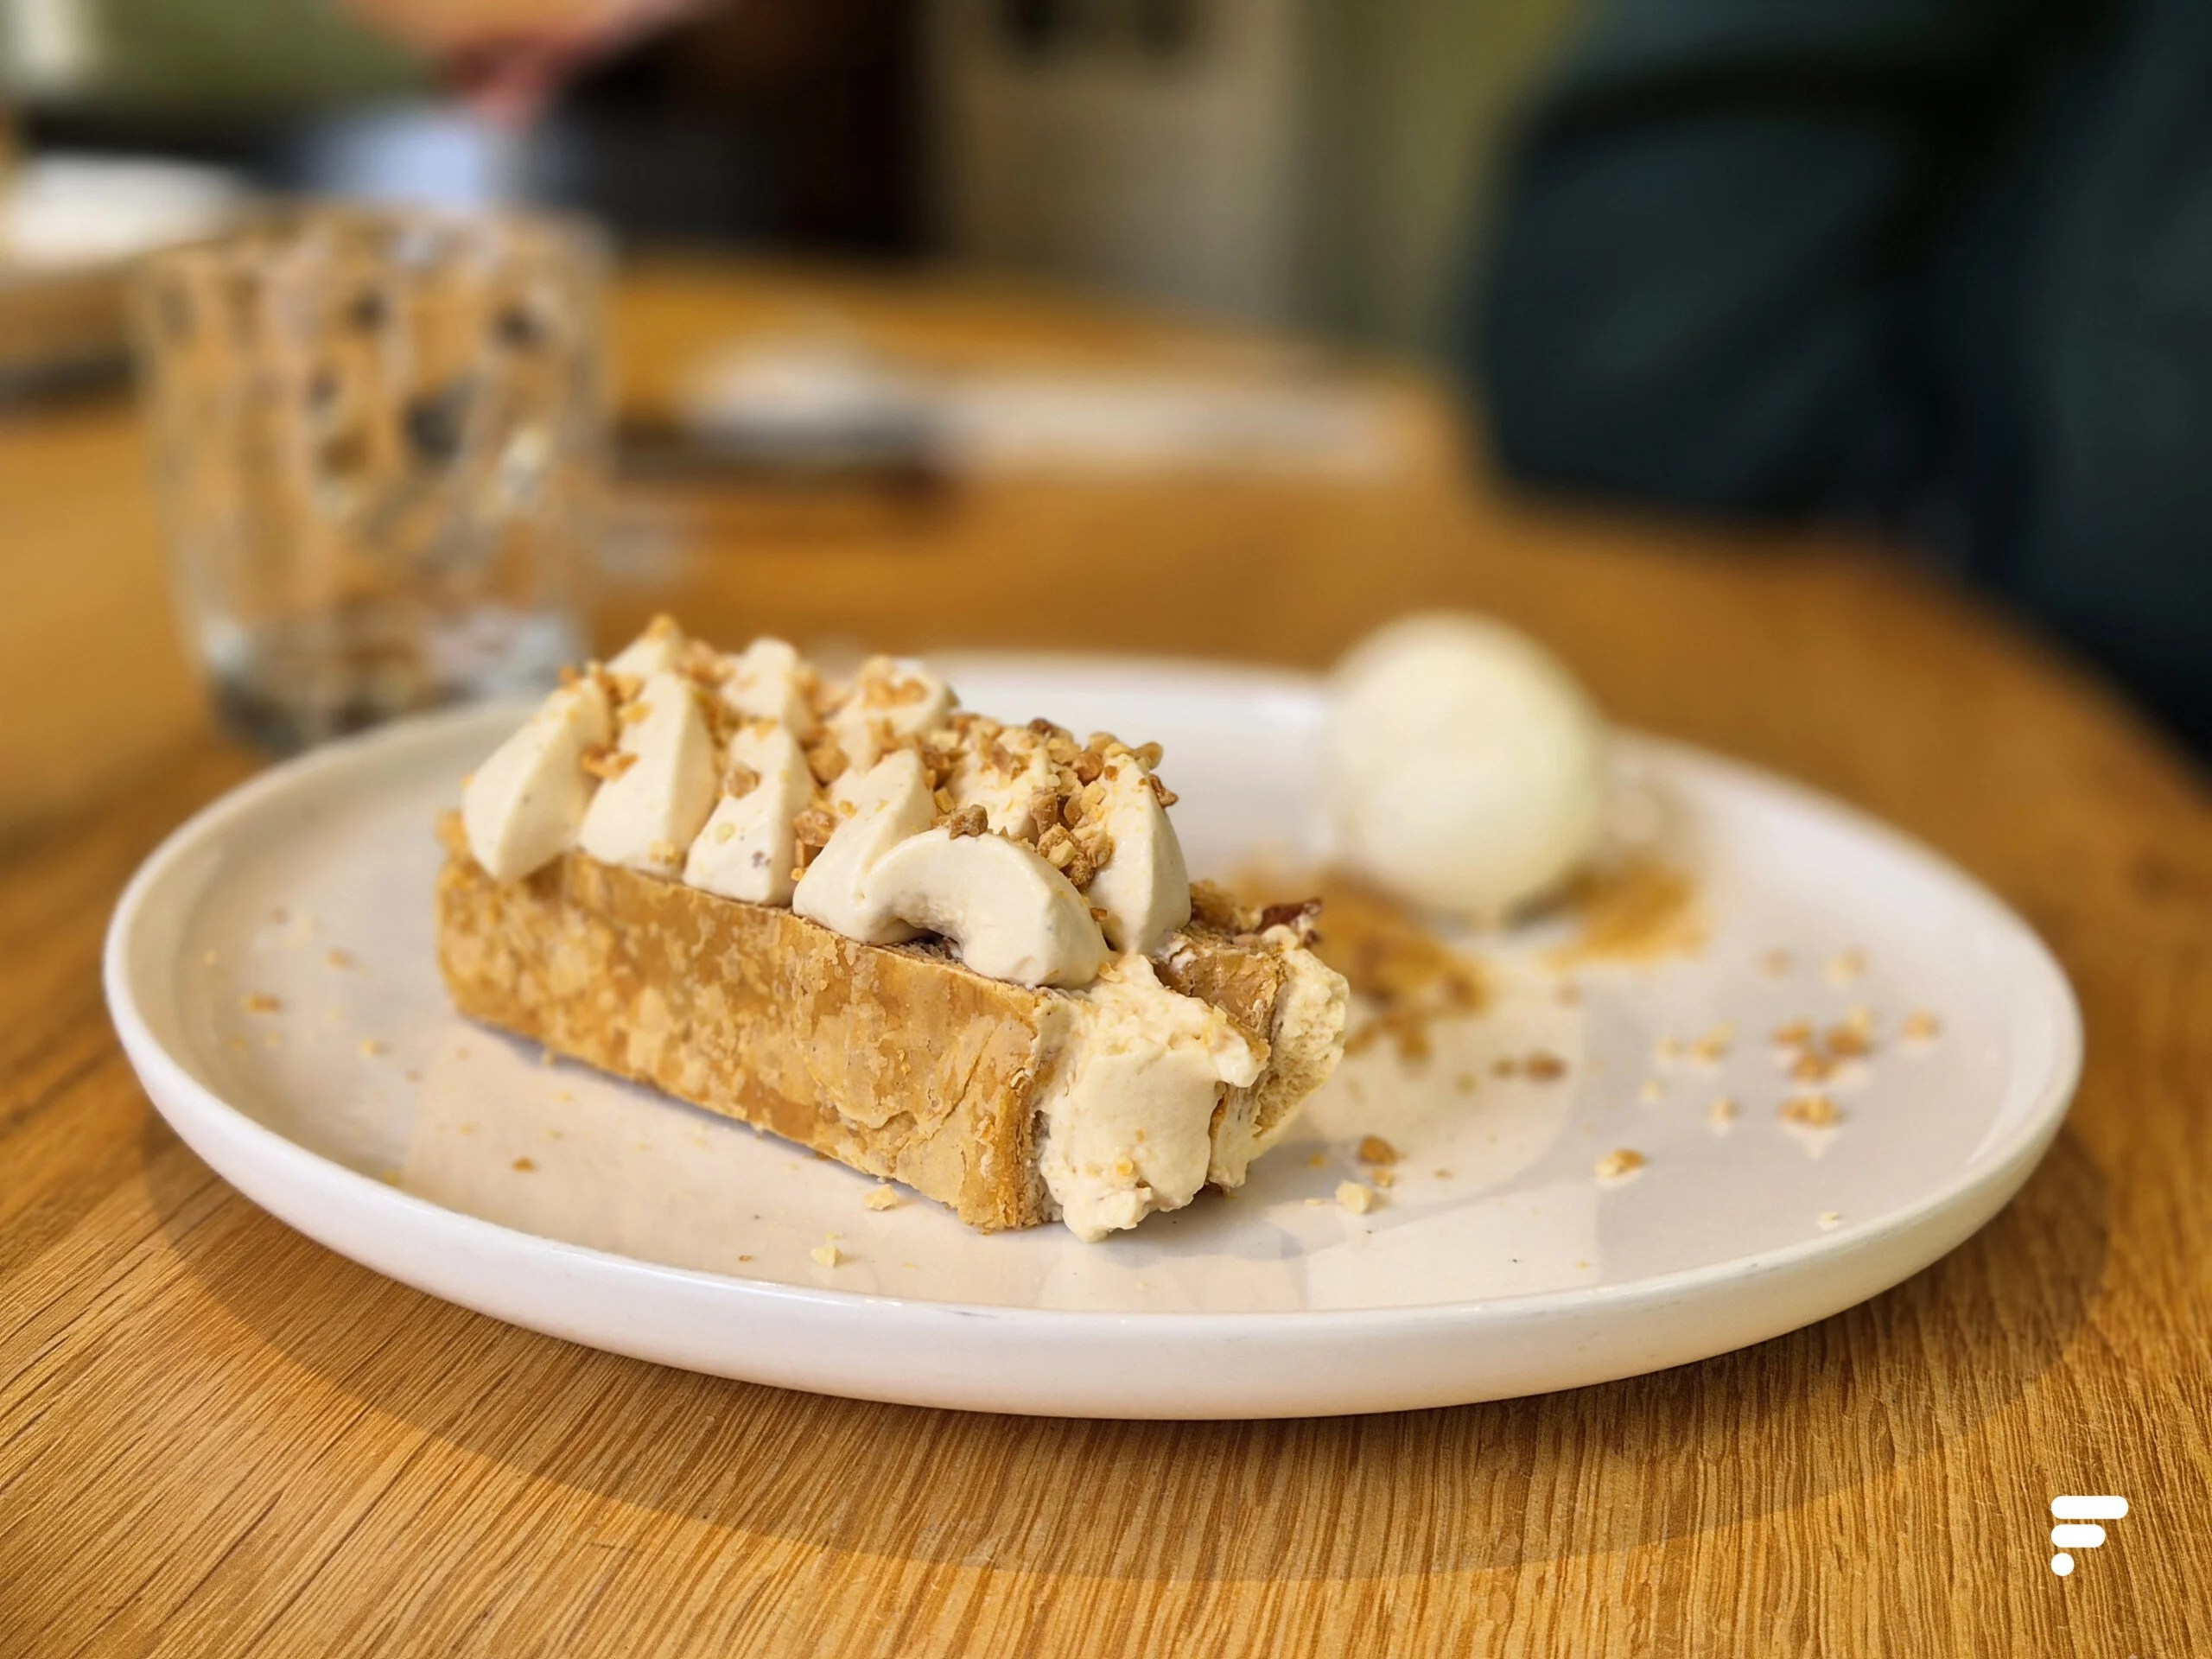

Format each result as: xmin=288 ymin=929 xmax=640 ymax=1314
xmin=1325 ymin=613 xmax=1607 ymax=917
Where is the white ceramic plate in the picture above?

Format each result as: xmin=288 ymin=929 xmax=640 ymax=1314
xmin=105 ymin=658 xmax=2081 ymax=1418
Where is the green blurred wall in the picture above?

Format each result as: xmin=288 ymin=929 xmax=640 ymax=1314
xmin=3 ymin=0 xmax=420 ymax=110
xmin=1304 ymin=0 xmax=1584 ymax=353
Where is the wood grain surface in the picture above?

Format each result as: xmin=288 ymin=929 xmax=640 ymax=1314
xmin=2 ymin=260 xmax=2208 ymax=1656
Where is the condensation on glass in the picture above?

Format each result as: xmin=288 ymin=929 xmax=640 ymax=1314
xmin=132 ymin=207 xmax=607 ymax=751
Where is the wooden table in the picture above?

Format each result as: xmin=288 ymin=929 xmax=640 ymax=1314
xmin=3 ymin=259 xmax=2206 ymax=1656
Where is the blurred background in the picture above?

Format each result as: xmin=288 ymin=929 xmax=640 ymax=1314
xmin=0 ymin=0 xmax=1572 ymax=346
xmin=2 ymin=0 xmax=2209 ymax=792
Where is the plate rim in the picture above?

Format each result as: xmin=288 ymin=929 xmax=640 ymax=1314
xmin=104 ymin=664 xmax=2084 ymax=1339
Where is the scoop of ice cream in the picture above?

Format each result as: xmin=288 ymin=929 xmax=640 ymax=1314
xmin=1325 ymin=613 xmax=1606 ymax=917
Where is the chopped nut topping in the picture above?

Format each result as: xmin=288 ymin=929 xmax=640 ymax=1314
xmin=724 ymin=762 xmax=760 ymax=799
xmin=242 ymin=992 xmax=282 ymax=1014
xmin=944 ymin=804 xmax=988 ymax=839
xmin=810 ymin=1243 xmax=842 ymax=1268
xmin=1525 ymin=1050 xmax=1567 ymax=1081
xmin=792 ymin=807 xmax=839 ymax=849
xmin=803 ymin=737 xmax=849 ymax=787
xmin=647 ymin=840 xmax=679 ymax=866
xmin=1789 ymin=1052 xmax=1835 ymax=1084
xmin=1772 ymin=1019 xmax=1814 ymax=1047
xmin=1335 ymin=1181 xmax=1376 ymax=1214
xmin=1781 ymin=1094 xmax=1840 ymax=1128
xmin=1595 ymin=1148 xmax=1647 ymax=1184
xmin=863 ymin=1185 xmax=899 ymax=1211
xmin=617 ymin=700 xmax=652 ymax=726
xmin=1146 ymin=774 xmax=1179 ymax=808
xmin=1134 ymin=741 xmax=1165 ymax=769
xmin=512 ymin=1157 xmax=537 ymax=1173
xmin=581 ymin=745 xmax=638 ymax=783
xmin=1356 ymin=1135 xmax=1399 ymax=1166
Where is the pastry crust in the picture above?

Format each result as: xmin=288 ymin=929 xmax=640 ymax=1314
xmin=434 ymin=816 xmax=1338 ymax=1230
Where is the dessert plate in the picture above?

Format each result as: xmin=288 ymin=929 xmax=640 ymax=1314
xmin=105 ymin=658 xmax=2080 ymax=1418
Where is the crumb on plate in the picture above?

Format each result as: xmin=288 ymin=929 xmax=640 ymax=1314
xmin=1595 ymin=1148 xmax=1647 ymax=1185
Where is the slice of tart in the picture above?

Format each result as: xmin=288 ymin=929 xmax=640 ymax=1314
xmin=435 ymin=620 xmax=1347 ymax=1239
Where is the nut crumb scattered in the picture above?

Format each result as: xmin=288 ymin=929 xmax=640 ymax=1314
xmin=1595 ymin=1148 xmax=1647 ymax=1185
xmin=1817 ymin=1211 xmax=1845 ymax=1230
xmin=1772 ymin=1019 xmax=1813 ymax=1048
xmin=647 ymin=839 xmax=679 ymax=866
xmin=737 ymin=1254 xmax=754 ymax=1263
xmin=512 ymin=1157 xmax=537 ymax=1173
xmin=1356 ymin=1135 xmax=1399 ymax=1166
xmin=1433 ymin=1168 xmax=1454 ymax=1180
xmin=1824 ymin=1022 xmax=1872 ymax=1058
xmin=1790 ymin=1051 xmax=1835 ymax=1084
xmin=865 ymin=1185 xmax=900 ymax=1211
xmin=1827 ymin=948 xmax=1867 ymax=984
xmin=1781 ymin=1094 xmax=1841 ymax=1128
xmin=358 ymin=1039 xmax=385 ymax=1058
xmin=1902 ymin=1010 xmax=1942 ymax=1041
xmin=1525 ymin=1050 xmax=1567 ymax=1081
xmin=1306 ymin=1152 xmax=1329 ymax=1168
xmin=1371 ymin=1169 xmax=1396 ymax=1189
xmin=242 ymin=992 xmax=282 ymax=1014
xmin=325 ymin=949 xmax=353 ymax=969
xmin=811 ymin=1243 xmax=842 ymax=1268
xmin=1335 ymin=1181 xmax=1376 ymax=1214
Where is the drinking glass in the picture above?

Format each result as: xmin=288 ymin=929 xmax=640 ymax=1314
xmin=131 ymin=206 xmax=606 ymax=750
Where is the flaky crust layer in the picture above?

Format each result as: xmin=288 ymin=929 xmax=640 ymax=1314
xmin=435 ymin=817 xmax=1337 ymax=1230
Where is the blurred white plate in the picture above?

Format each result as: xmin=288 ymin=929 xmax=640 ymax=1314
xmin=105 ymin=658 xmax=2080 ymax=1418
